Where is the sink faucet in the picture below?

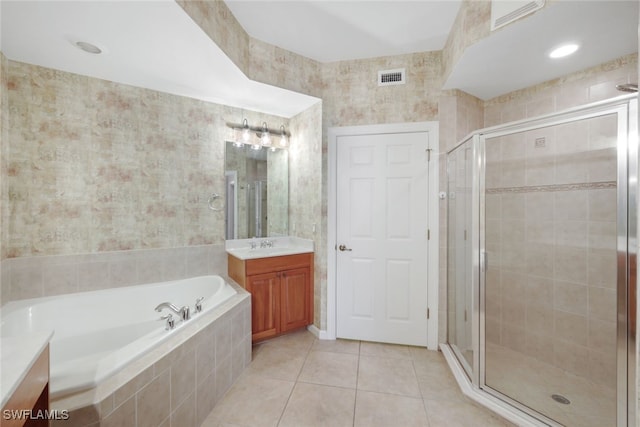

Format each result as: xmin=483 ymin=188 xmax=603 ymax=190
xmin=260 ymin=239 xmax=274 ymax=248
xmin=155 ymin=302 xmax=190 ymax=321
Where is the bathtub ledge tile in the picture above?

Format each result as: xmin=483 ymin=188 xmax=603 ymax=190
xmin=101 ymin=396 xmax=136 ymax=427
xmin=136 ymin=369 xmax=171 ymax=427
xmin=171 ymin=391 xmax=197 ymax=427
xmin=170 ymin=351 xmax=197 ymax=410
xmin=114 ymin=365 xmax=154 ymax=408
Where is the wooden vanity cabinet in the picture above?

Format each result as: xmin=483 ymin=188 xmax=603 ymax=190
xmin=246 ymin=272 xmax=280 ymax=342
xmin=2 ymin=344 xmax=50 ymax=427
xmin=229 ymin=253 xmax=314 ymax=342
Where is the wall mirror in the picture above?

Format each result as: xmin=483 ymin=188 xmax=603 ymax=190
xmin=224 ymin=141 xmax=289 ymax=239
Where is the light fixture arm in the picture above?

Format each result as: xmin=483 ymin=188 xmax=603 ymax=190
xmin=226 ymin=121 xmax=291 ymax=138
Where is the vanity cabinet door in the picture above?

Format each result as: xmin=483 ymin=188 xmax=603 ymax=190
xmin=280 ymin=267 xmax=310 ymax=332
xmin=246 ymin=272 xmax=280 ymax=342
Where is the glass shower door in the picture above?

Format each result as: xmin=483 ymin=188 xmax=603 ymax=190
xmin=481 ymin=108 xmax=626 ymax=427
xmin=447 ymin=137 xmax=476 ymax=376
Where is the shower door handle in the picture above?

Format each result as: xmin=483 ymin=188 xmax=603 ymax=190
xmin=338 ymin=244 xmax=352 ymax=252
xmin=481 ymin=251 xmax=488 ymax=272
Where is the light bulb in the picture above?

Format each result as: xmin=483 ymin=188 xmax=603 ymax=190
xmin=261 ymin=122 xmax=271 ymax=146
xmin=279 ymin=125 xmax=288 ymax=148
xmin=241 ymin=118 xmax=251 ymax=143
xmin=549 ymin=43 xmax=579 ymax=59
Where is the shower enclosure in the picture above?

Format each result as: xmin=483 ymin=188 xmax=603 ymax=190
xmin=445 ymin=95 xmax=637 ymax=427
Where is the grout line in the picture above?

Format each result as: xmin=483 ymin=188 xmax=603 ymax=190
xmin=352 ymin=340 xmax=361 ymax=427
xmin=276 ymin=333 xmax=316 ymax=426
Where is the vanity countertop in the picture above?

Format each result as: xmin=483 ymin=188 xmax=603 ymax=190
xmin=1 ymin=330 xmax=54 ymax=408
xmin=225 ymin=236 xmax=314 ymax=260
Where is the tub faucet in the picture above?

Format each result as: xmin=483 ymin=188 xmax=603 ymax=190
xmin=160 ymin=313 xmax=175 ymax=330
xmin=155 ymin=302 xmax=190 ymax=321
xmin=195 ymin=297 xmax=204 ymax=314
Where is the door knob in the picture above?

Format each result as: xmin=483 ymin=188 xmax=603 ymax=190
xmin=338 ymin=244 xmax=352 ymax=252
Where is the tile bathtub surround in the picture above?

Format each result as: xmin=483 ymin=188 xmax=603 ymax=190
xmin=203 ymin=330 xmax=514 ymax=427
xmin=0 ymin=244 xmax=228 ymax=304
xmin=51 ymin=291 xmax=251 ymax=427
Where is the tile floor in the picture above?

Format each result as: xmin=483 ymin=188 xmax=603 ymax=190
xmin=201 ymin=330 xmax=514 ymax=427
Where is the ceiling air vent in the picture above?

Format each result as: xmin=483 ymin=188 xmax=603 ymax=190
xmin=378 ymin=68 xmax=406 ymax=86
xmin=491 ymin=0 xmax=545 ymax=31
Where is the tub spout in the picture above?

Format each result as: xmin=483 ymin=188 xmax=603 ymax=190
xmin=155 ymin=302 xmax=190 ymax=321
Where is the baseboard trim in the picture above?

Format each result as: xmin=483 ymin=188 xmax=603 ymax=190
xmin=306 ymin=325 xmax=331 ymax=340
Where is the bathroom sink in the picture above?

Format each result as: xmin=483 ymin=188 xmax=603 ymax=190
xmin=225 ymin=237 xmax=314 ymax=260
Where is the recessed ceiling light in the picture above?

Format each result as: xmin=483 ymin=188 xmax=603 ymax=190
xmin=75 ymin=41 xmax=102 ymax=54
xmin=549 ymin=43 xmax=579 ymax=59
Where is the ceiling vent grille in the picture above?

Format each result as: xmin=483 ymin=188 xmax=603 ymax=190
xmin=378 ymin=68 xmax=406 ymax=86
xmin=491 ymin=0 xmax=545 ymax=31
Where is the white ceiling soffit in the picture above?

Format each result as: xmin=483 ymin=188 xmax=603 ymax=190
xmin=0 ymin=1 xmax=319 ymax=118
xmin=224 ymin=0 xmax=463 ymax=63
xmin=444 ymin=0 xmax=639 ymax=100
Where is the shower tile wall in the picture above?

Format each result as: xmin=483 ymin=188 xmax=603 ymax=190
xmin=484 ymin=114 xmax=618 ymax=389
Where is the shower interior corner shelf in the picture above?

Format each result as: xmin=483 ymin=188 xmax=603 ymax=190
xmin=228 ymin=251 xmax=314 ymax=343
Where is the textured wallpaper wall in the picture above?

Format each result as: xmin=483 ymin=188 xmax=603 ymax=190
xmin=4 ymin=60 xmax=292 ymax=258
xmin=1 ymin=52 xmax=6 ymax=268
xmin=289 ymin=102 xmax=323 ymax=327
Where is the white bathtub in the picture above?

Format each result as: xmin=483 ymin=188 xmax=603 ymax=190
xmin=1 ymin=275 xmax=237 ymax=399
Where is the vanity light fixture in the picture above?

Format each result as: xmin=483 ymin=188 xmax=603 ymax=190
xmin=233 ymin=118 xmax=250 ymax=148
xmin=279 ymin=125 xmax=289 ymax=148
xmin=260 ymin=122 xmax=271 ymax=147
xmin=241 ymin=118 xmax=251 ymax=143
xmin=226 ymin=119 xmax=291 ymax=151
xmin=549 ymin=43 xmax=579 ymax=59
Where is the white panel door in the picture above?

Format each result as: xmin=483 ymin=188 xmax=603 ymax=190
xmin=336 ymin=131 xmax=429 ymax=346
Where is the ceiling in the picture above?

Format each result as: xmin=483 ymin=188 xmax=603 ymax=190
xmin=0 ymin=1 xmax=638 ymax=116
xmin=224 ymin=0 xmax=462 ymax=63
xmin=0 ymin=0 xmax=320 ymax=118
xmin=444 ymin=0 xmax=639 ymax=99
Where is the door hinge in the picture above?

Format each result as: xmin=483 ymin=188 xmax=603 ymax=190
xmin=427 ymin=308 xmax=430 ymax=319
xmin=426 ymin=148 xmax=432 ymax=162
xmin=427 ymin=229 xmax=430 ymax=240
